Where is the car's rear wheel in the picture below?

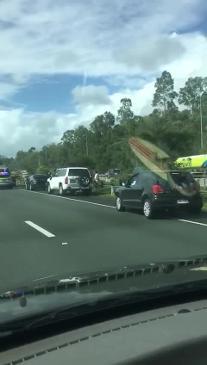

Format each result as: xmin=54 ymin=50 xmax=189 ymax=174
xmin=47 ymin=184 xmax=52 ymax=194
xmin=143 ymin=199 xmax=154 ymax=219
xmin=116 ymin=196 xmax=125 ymax=212
xmin=59 ymin=184 xmax=64 ymax=196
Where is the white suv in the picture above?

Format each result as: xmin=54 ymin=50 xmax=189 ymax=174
xmin=47 ymin=167 xmax=92 ymax=195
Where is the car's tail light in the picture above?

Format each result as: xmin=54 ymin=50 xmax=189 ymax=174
xmin=152 ymin=184 xmax=164 ymax=194
xmin=65 ymin=176 xmax=69 ymax=184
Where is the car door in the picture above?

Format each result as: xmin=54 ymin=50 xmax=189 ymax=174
xmin=121 ymin=174 xmax=143 ymax=209
xmin=50 ymin=169 xmax=60 ymax=190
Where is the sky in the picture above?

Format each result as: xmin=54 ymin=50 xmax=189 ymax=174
xmin=1 ymin=0 xmax=207 ymax=156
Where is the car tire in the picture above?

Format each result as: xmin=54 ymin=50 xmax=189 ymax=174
xmin=59 ymin=184 xmax=64 ymax=196
xmin=47 ymin=184 xmax=52 ymax=194
xmin=116 ymin=196 xmax=125 ymax=212
xmin=143 ymin=199 xmax=154 ymax=219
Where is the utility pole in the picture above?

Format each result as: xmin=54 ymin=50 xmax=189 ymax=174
xmin=200 ymin=93 xmax=204 ymax=150
xmin=86 ymin=133 xmax=89 ymax=157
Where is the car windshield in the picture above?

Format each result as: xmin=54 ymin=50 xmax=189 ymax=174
xmin=1 ymin=0 xmax=207 ymax=336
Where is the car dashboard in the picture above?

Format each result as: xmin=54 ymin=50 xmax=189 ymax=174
xmin=2 ymin=298 xmax=207 ymax=365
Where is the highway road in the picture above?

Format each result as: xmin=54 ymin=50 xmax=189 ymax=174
xmin=1 ymin=188 xmax=207 ymax=292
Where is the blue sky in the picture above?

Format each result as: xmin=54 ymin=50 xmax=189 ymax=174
xmin=8 ymin=74 xmax=121 ymax=113
xmin=0 ymin=0 xmax=207 ymax=156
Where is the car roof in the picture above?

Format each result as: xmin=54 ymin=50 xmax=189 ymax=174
xmin=32 ymin=174 xmax=47 ymax=177
xmin=57 ymin=167 xmax=89 ymax=170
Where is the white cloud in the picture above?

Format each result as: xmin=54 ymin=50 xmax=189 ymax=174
xmin=0 ymin=0 xmax=204 ymax=76
xmin=72 ymin=85 xmax=111 ymax=106
xmin=164 ymin=32 xmax=207 ymax=89
xmin=116 ymin=35 xmax=185 ymax=71
xmin=0 ymin=82 xmax=20 ymax=99
xmin=0 ymin=109 xmax=78 ymax=157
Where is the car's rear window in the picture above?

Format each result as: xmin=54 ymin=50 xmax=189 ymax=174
xmin=0 ymin=168 xmax=10 ymax=177
xmin=170 ymin=171 xmax=194 ymax=185
xmin=68 ymin=169 xmax=90 ymax=177
xmin=55 ymin=168 xmax=67 ymax=177
xmin=33 ymin=175 xmax=47 ymax=180
xmin=141 ymin=172 xmax=170 ymax=189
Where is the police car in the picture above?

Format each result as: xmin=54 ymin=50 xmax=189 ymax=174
xmin=0 ymin=166 xmax=14 ymax=189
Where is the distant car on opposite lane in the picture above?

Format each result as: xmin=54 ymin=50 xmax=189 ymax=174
xmin=25 ymin=174 xmax=48 ymax=191
xmin=0 ymin=167 xmax=14 ymax=189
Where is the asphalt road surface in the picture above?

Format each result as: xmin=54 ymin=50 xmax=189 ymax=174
xmin=1 ymin=188 xmax=207 ymax=292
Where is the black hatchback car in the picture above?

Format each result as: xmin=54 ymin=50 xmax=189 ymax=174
xmin=25 ymin=174 xmax=48 ymax=191
xmin=115 ymin=170 xmax=202 ymax=218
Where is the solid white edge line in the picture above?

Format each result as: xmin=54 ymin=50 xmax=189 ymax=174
xmin=25 ymin=220 xmax=55 ymax=238
xmin=18 ymin=191 xmax=207 ymax=226
xmin=179 ymin=219 xmax=207 ymax=227
xmin=20 ymin=189 xmax=116 ymax=209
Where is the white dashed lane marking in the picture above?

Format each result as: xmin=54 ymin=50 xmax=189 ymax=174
xmin=21 ymin=189 xmax=116 ymax=209
xmin=25 ymin=220 xmax=55 ymax=238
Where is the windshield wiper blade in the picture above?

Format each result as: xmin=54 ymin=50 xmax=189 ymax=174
xmin=1 ymin=255 xmax=207 ymax=301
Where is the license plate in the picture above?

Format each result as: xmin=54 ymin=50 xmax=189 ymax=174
xmin=177 ymin=199 xmax=189 ymax=204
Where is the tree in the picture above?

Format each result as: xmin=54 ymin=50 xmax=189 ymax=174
xmin=90 ymin=115 xmax=105 ymax=136
xmin=28 ymin=147 xmax=36 ymax=153
xmin=61 ymin=130 xmax=76 ymax=144
xmin=73 ymin=126 xmax=90 ymax=158
xmin=90 ymin=112 xmax=115 ymax=138
xmin=158 ymin=120 xmax=199 ymax=157
xmin=103 ymin=111 xmax=115 ymax=128
xmin=89 ymin=113 xmax=115 ymax=171
xmin=178 ymin=77 xmax=207 ymax=113
xmin=152 ymin=71 xmax=178 ymax=114
xmin=117 ymin=98 xmax=134 ymax=124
